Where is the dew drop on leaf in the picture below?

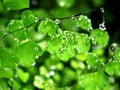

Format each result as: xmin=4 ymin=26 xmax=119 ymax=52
xmin=71 ymin=15 xmax=76 ymax=20
xmin=35 ymin=17 xmax=39 ymax=23
xmin=34 ymin=47 xmax=39 ymax=51
xmin=14 ymin=38 xmax=19 ymax=43
xmin=55 ymin=19 xmax=61 ymax=24
xmin=34 ymin=55 xmax=39 ymax=59
xmin=31 ymin=62 xmax=36 ymax=66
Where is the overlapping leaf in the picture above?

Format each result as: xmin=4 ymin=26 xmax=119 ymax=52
xmin=47 ymin=31 xmax=90 ymax=61
xmin=79 ymin=71 xmax=108 ymax=89
xmin=0 ymin=48 xmax=19 ymax=69
xmin=3 ymin=0 xmax=29 ymax=10
xmin=7 ymin=20 xmax=28 ymax=41
xmin=76 ymin=15 xmax=92 ymax=30
xmin=38 ymin=19 xmax=59 ymax=36
xmin=15 ymin=40 xmax=43 ymax=67
xmin=90 ymin=29 xmax=109 ymax=47
xmin=21 ymin=10 xmax=36 ymax=27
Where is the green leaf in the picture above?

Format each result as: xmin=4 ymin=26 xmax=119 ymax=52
xmin=15 ymin=40 xmax=43 ymax=67
xmin=47 ymin=31 xmax=90 ymax=61
xmin=85 ymin=53 xmax=101 ymax=67
xmin=79 ymin=71 xmax=108 ymax=89
xmin=57 ymin=0 xmax=74 ymax=8
xmin=17 ymin=68 xmax=29 ymax=83
xmin=0 ymin=48 xmax=19 ymax=69
xmin=115 ymin=48 xmax=120 ymax=63
xmin=0 ymin=68 xmax=14 ymax=78
xmin=90 ymin=29 xmax=109 ymax=47
xmin=75 ymin=33 xmax=91 ymax=53
xmin=21 ymin=10 xmax=36 ymax=27
xmin=7 ymin=20 xmax=28 ymax=41
xmin=3 ymin=0 xmax=29 ymax=10
xmin=38 ymin=19 xmax=59 ymax=36
xmin=76 ymin=15 xmax=92 ymax=30
xmin=0 ymin=79 xmax=9 ymax=90
xmin=105 ymin=61 xmax=120 ymax=76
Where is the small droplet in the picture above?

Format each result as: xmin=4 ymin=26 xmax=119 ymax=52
xmin=14 ymin=38 xmax=19 ymax=43
xmin=34 ymin=47 xmax=39 ymax=51
xmin=99 ymin=23 xmax=106 ymax=31
xmin=4 ymin=32 xmax=7 ymax=35
xmin=59 ymin=1 xmax=65 ymax=7
xmin=110 ymin=43 xmax=118 ymax=52
xmin=87 ymin=27 xmax=93 ymax=32
xmin=71 ymin=15 xmax=76 ymax=20
xmin=100 ymin=7 xmax=104 ymax=13
xmin=102 ymin=63 xmax=105 ymax=66
xmin=51 ymin=65 xmax=56 ymax=70
xmin=92 ymin=41 xmax=97 ymax=45
xmin=35 ymin=17 xmax=39 ymax=23
xmin=34 ymin=55 xmax=39 ymax=59
xmin=118 ymin=72 xmax=120 ymax=75
xmin=55 ymin=19 xmax=61 ymax=24
xmin=62 ymin=36 xmax=67 ymax=40
xmin=108 ymin=59 xmax=112 ymax=62
xmin=49 ymin=71 xmax=55 ymax=76
xmin=32 ymin=62 xmax=36 ymax=66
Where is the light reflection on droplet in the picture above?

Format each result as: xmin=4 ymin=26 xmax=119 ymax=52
xmin=14 ymin=38 xmax=19 ymax=43
xmin=55 ymin=19 xmax=61 ymax=24
xmin=71 ymin=15 xmax=76 ymax=20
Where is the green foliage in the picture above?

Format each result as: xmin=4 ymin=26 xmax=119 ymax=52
xmin=76 ymin=15 xmax=92 ymax=30
xmin=0 ymin=0 xmax=120 ymax=90
xmin=90 ymin=29 xmax=109 ymax=47
xmin=15 ymin=40 xmax=43 ymax=67
xmin=21 ymin=10 xmax=36 ymax=27
xmin=3 ymin=0 xmax=29 ymax=10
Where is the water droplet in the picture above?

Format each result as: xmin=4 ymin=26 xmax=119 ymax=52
xmin=34 ymin=55 xmax=39 ymax=59
xmin=32 ymin=62 xmax=36 ymax=66
xmin=4 ymin=32 xmax=7 ymax=35
xmin=84 ymin=16 xmax=88 ymax=19
xmin=102 ymin=63 xmax=105 ymax=66
xmin=51 ymin=65 xmax=56 ymax=70
xmin=35 ymin=17 xmax=39 ymax=23
xmin=14 ymin=38 xmax=19 ymax=43
xmin=92 ymin=41 xmax=97 ymax=45
xmin=34 ymin=47 xmax=39 ymax=51
xmin=110 ymin=43 xmax=118 ymax=52
xmin=62 ymin=36 xmax=67 ymax=40
xmin=99 ymin=23 xmax=106 ymax=31
xmin=59 ymin=1 xmax=65 ymax=7
xmin=109 ymin=77 xmax=115 ymax=83
xmin=87 ymin=27 xmax=93 ymax=32
xmin=71 ymin=15 xmax=76 ymax=20
xmin=55 ymin=19 xmax=61 ymax=24
xmin=100 ymin=7 xmax=104 ymax=13
xmin=108 ymin=59 xmax=112 ymax=62
xmin=49 ymin=71 xmax=55 ymax=76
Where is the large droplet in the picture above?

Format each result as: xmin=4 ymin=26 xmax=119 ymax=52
xmin=99 ymin=22 xmax=106 ymax=31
